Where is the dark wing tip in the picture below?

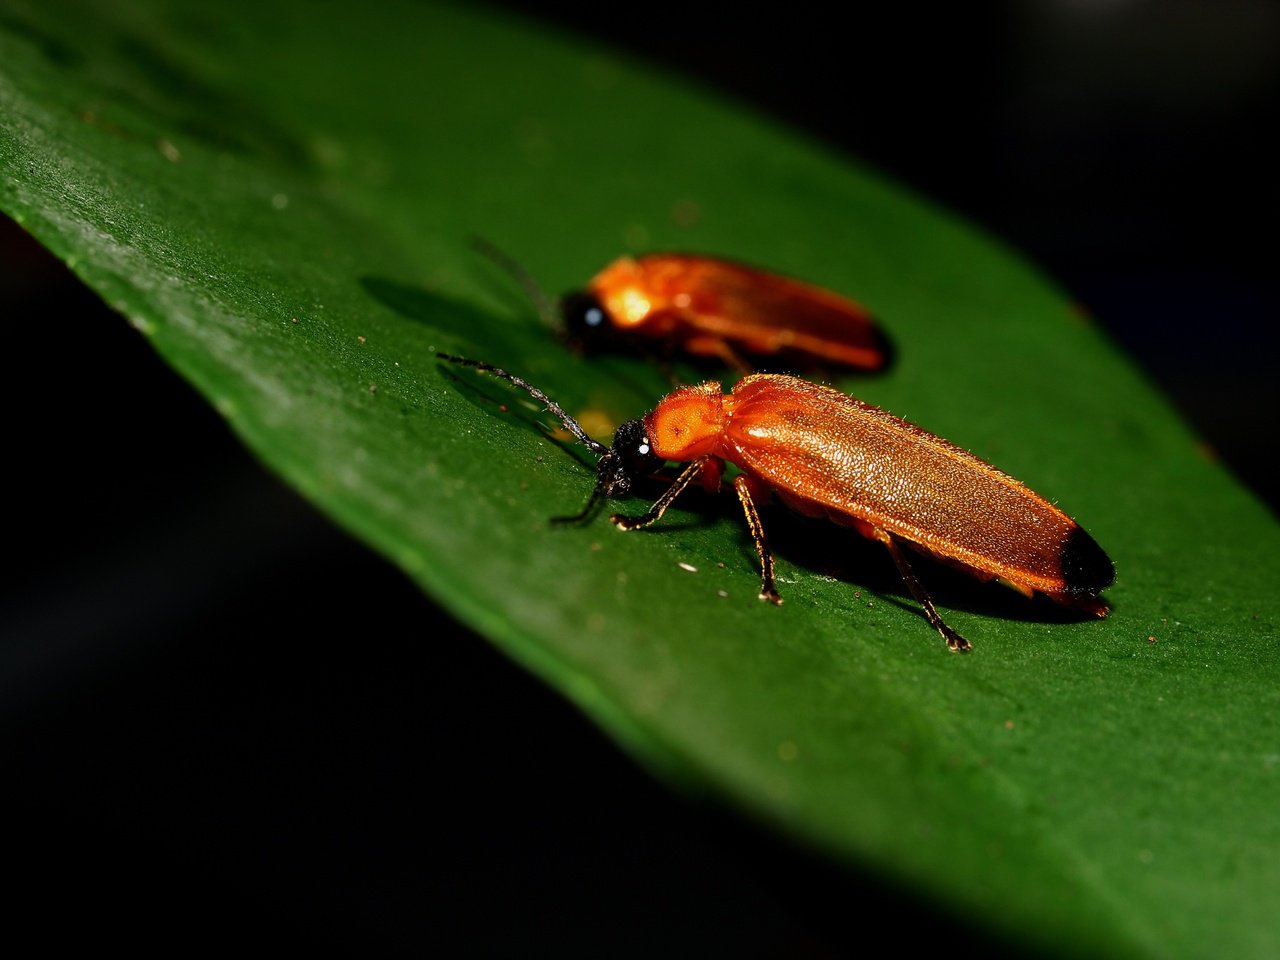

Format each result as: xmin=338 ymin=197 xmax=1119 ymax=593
xmin=1061 ymin=525 xmax=1115 ymax=594
xmin=867 ymin=318 xmax=895 ymax=371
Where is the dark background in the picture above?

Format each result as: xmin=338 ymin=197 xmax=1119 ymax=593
xmin=2 ymin=2 xmax=1274 ymax=955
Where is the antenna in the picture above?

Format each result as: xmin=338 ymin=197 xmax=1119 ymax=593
xmin=470 ymin=237 xmax=559 ymax=331
xmin=436 ymin=353 xmax=608 ymax=456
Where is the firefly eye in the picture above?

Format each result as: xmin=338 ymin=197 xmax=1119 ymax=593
xmin=562 ymin=291 xmax=613 ymax=344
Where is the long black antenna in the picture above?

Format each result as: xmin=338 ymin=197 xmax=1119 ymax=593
xmin=470 ymin=237 xmax=559 ymax=331
xmin=436 ymin=353 xmax=608 ymax=456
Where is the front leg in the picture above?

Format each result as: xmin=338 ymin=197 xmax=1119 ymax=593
xmin=683 ymin=335 xmax=755 ymax=375
xmin=610 ymin=458 xmax=708 ymax=531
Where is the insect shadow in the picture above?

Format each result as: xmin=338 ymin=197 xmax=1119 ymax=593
xmin=436 ymin=362 xmax=598 ymax=474
xmin=361 ymin=276 xmax=538 ymax=346
xmin=362 ymin=275 xmax=667 ymax=398
xmin=763 ymin=511 xmax=1106 ymax=626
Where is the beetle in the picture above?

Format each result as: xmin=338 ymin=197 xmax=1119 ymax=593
xmin=437 ymin=353 xmax=1114 ymax=651
xmin=474 ymin=240 xmax=890 ymax=373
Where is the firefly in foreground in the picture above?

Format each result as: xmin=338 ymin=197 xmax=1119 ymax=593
xmin=438 ymin=354 xmax=1114 ymax=651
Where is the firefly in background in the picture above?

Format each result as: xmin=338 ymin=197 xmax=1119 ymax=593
xmin=475 ymin=240 xmax=891 ymax=374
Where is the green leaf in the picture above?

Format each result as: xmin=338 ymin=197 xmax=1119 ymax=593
xmin=2 ymin=1 xmax=1276 ymax=956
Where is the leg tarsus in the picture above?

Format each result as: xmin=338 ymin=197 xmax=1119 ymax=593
xmin=877 ymin=531 xmax=972 ymax=652
xmin=712 ymin=340 xmax=755 ymax=376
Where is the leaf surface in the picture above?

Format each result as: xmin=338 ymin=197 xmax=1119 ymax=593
xmin=2 ymin=2 xmax=1277 ymax=956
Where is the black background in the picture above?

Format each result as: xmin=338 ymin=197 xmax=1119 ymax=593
xmin=2 ymin=2 xmax=1274 ymax=955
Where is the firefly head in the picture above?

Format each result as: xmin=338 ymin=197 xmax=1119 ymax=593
xmin=561 ymin=290 xmax=618 ymax=350
xmin=594 ymin=419 xmax=664 ymax=498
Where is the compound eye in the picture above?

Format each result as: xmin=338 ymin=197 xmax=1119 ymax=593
xmin=632 ymin=435 xmax=658 ymax=471
xmin=561 ymin=291 xmax=610 ymax=340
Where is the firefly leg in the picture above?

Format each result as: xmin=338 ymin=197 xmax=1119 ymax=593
xmin=684 ymin=336 xmax=755 ymax=375
xmin=711 ymin=340 xmax=754 ymax=375
xmin=733 ymin=474 xmax=782 ymax=605
xmin=876 ymin=530 xmax=972 ymax=653
xmin=610 ymin=458 xmax=707 ymax=531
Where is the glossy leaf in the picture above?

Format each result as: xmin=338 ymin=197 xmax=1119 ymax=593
xmin=1 ymin=2 xmax=1276 ymax=956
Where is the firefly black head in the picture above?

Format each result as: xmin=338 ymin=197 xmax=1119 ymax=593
xmin=552 ymin=418 xmax=666 ymax=524
xmin=561 ymin=291 xmax=619 ymax=350
xmin=594 ymin=419 xmax=664 ymax=497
